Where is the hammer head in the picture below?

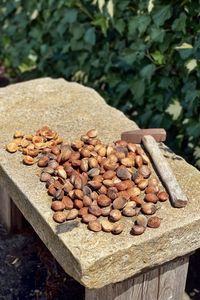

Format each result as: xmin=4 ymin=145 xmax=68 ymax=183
xmin=121 ymin=128 xmax=166 ymax=144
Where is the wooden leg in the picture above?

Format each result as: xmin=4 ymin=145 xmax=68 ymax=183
xmin=85 ymin=256 xmax=189 ymax=300
xmin=0 ymin=185 xmax=24 ymax=232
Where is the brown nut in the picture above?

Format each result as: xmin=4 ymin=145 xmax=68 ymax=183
xmin=125 ymin=201 xmax=136 ymax=209
xmin=23 ymin=155 xmax=35 ymax=165
xmin=101 ymin=220 xmax=113 ymax=232
xmin=74 ymin=199 xmax=83 ymax=209
xmin=51 ymin=201 xmax=65 ymax=211
xmin=66 ymin=208 xmax=79 ymax=220
xmin=131 ymin=224 xmax=145 ymax=235
xmin=87 ymin=129 xmax=98 ymax=138
xmin=102 ymin=179 xmax=114 ymax=187
xmin=88 ymin=220 xmax=102 ymax=232
xmin=145 ymin=193 xmax=158 ymax=203
xmin=57 ymin=166 xmax=67 ymax=179
xmin=88 ymin=204 xmax=102 ymax=217
xmin=63 ymin=180 xmax=74 ymax=193
xmin=112 ymin=197 xmax=127 ymax=210
xmin=137 ymin=179 xmax=149 ymax=190
xmin=91 ymin=191 xmax=98 ymax=201
xmin=54 ymin=189 xmax=64 ymax=200
xmin=88 ymin=168 xmax=100 ymax=177
xmin=112 ymin=223 xmax=124 ymax=235
xmin=74 ymin=189 xmax=84 ymax=199
xmin=40 ymin=172 xmax=52 ymax=182
xmin=116 ymin=166 xmax=131 ymax=180
xmin=78 ymin=207 xmax=88 ymax=217
xmin=122 ymin=207 xmax=136 ymax=217
xmin=138 ymin=165 xmax=151 ymax=178
xmin=147 ymin=216 xmax=161 ymax=228
xmin=88 ymin=180 xmax=102 ymax=190
xmin=53 ymin=211 xmax=66 ymax=223
xmin=48 ymin=185 xmax=56 ymax=196
xmin=127 ymin=143 xmax=137 ymax=152
xmin=103 ymin=170 xmax=116 ymax=180
xmin=135 ymin=155 xmax=143 ymax=167
xmin=62 ymin=196 xmax=74 ymax=210
xmin=37 ymin=156 xmax=49 ymax=167
xmin=130 ymin=196 xmax=144 ymax=206
xmin=145 ymin=186 xmax=159 ymax=194
xmin=121 ymin=157 xmax=134 ymax=167
xmin=115 ymin=181 xmax=128 ymax=191
xmin=127 ymin=187 xmax=141 ymax=197
xmin=83 ymin=195 xmax=92 ymax=207
xmin=14 ymin=131 xmax=24 ymax=138
xmin=157 ymin=191 xmax=169 ymax=202
xmin=97 ymin=194 xmax=111 ymax=207
xmin=141 ymin=203 xmax=157 ymax=215
xmin=80 ymin=158 xmax=89 ymax=172
xmin=148 ymin=177 xmax=159 ymax=186
xmin=71 ymin=140 xmax=84 ymax=150
xmin=98 ymin=185 xmax=107 ymax=195
xmin=82 ymin=213 xmax=97 ymax=223
xmin=136 ymin=215 xmax=148 ymax=227
xmin=48 ymin=160 xmax=59 ymax=169
xmin=107 ymin=187 xmax=118 ymax=200
xmin=109 ymin=209 xmax=122 ymax=222
xmin=88 ymin=157 xmax=98 ymax=168
xmin=101 ymin=206 xmax=112 ymax=216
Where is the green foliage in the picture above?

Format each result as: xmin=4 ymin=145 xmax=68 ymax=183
xmin=0 ymin=0 xmax=200 ymax=168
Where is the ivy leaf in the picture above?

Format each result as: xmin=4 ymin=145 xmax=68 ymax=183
xmin=152 ymin=5 xmax=171 ymax=27
xmin=140 ymin=64 xmax=156 ymax=83
xmin=64 ymin=9 xmax=78 ymax=23
xmin=172 ymin=12 xmax=187 ymax=33
xmin=151 ymin=51 xmax=165 ymax=65
xmin=131 ymin=79 xmax=145 ymax=101
xmin=84 ymin=27 xmax=96 ymax=45
xmin=150 ymin=27 xmax=165 ymax=43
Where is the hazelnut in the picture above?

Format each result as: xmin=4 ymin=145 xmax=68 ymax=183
xmin=101 ymin=206 xmax=112 ymax=216
xmin=82 ymin=214 xmax=97 ymax=223
xmin=53 ymin=211 xmax=66 ymax=223
xmin=62 ymin=196 xmax=74 ymax=210
xmin=51 ymin=201 xmax=65 ymax=211
xmin=138 ymin=165 xmax=151 ymax=178
xmin=141 ymin=203 xmax=157 ymax=215
xmin=116 ymin=166 xmax=131 ymax=180
xmin=101 ymin=220 xmax=113 ymax=232
xmin=83 ymin=195 xmax=92 ymax=207
xmin=112 ymin=223 xmax=124 ymax=235
xmin=147 ymin=216 xmax=161 ymax=228
xmin=6 ymin=142 xmax=18 ymax=153
xmin=74 ymin=199 xmax=83 ymax=209
xmin=88 ymin=220 xmax=102 ymax=232
xmin=109 ymin=209 xmax=122 ymax=222
xmin=37 ymin=156 xmax=49 ymax=167
xmin=78 ymin=207 xmax=88 ymax=217
xmin=122 ymin=207 xmax=136 ymax=217
xmin=66 ymin=209 xmax=79 ymax=220
xmin=88 ymin=204 xmax=102 ymax=217
xmin=97 ymin=194 xmax=111 ymax=207
xmin=131 ymin=225 xmax=145 ymax=235
xmin=87 ymin=129 xmax=98 ymax=138
xmin=157 ymin=191 xmax=169 ymax=202
xmin=145 ymin=193 xmax=158 ymax=203
xmin=112 ymin=197 xmax=127 ymax=210
xmin=136 ymin=215 xmax=148 ymax=227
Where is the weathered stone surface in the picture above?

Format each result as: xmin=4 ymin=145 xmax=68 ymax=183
xmin=0 ymin=78 xmax=200 ymax=288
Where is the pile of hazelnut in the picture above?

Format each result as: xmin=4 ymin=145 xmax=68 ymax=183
xmin=6 ymin=126 xmax=169 ymax=235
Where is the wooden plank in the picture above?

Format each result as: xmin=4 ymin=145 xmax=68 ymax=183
xmin=142 ymin=135 xmax=188 ymax=208
xmin=85 ymin=256 xmax=189 ymax=300
xmin=121 ymin=128 xmax=166 ymax=144
xmin=0 ymin=184 xmax=24 ymax=232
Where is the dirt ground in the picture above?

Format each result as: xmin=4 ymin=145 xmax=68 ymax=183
xmin=0 ymin=222 xmax=200 ymax=300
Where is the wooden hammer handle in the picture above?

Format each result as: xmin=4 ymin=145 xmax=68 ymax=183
xmin=142 ymin=135 xmax=188 ymax=208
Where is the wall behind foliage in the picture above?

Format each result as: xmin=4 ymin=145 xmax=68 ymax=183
xmin=0 ymin=0 xmax=200 ymax=168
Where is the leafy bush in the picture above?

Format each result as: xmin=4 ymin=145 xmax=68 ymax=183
xmin=0 ymin=0 xmax=200 ymax=168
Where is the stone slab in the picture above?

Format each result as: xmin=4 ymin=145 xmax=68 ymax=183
xmin=0 ymin=78 xmax=200 ymax=288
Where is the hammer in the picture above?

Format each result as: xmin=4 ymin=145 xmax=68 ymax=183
xmin=121 ymin=128 xmax=188 ymax=208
